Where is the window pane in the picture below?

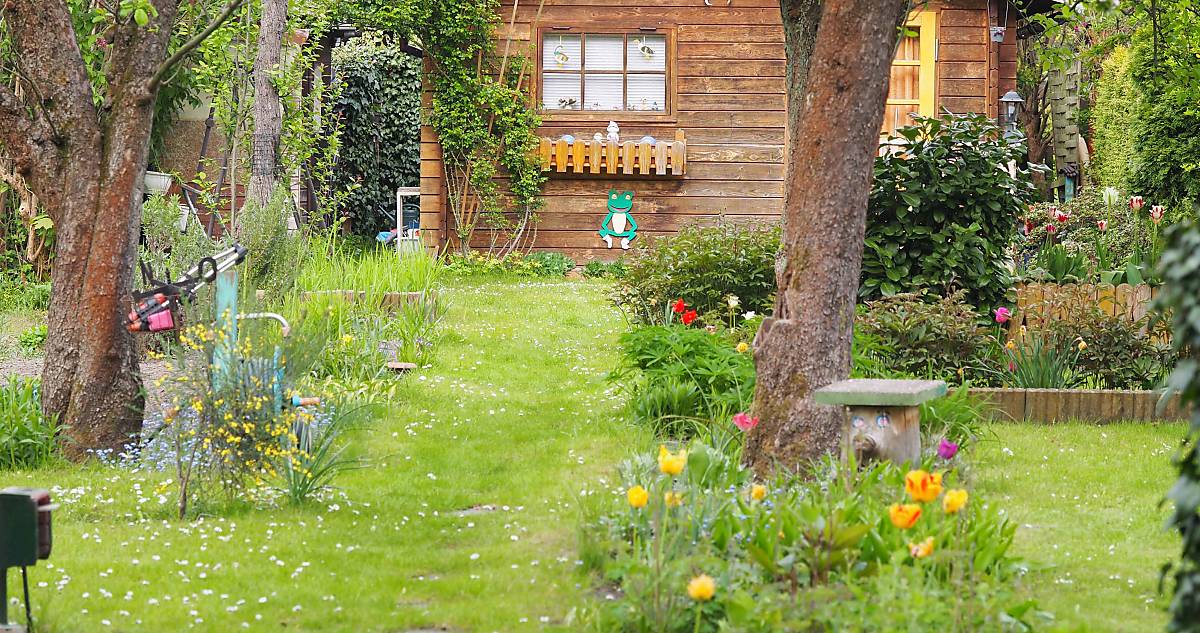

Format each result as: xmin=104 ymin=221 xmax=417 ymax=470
xmin=896 ymin=32 xmax=920 ymax=62
xmin=628 ymin=35 xmax=666 ymax=72
xmin=888 ymin=65 xmax=920 ymax=101
xmin=543 ymin=73 xmax=581 ymax=110
xmin=585 ymin=35 xmax=624 ymax=71
xmin=584 ymin=74 xmax=624 ymax=110
xmin=627 ymin=74 xmax=666 ymax=111
xmin=543 ymin=34 xmax=581 ymax=72
xmin=883 ymin=104 xmax=919 ymax=135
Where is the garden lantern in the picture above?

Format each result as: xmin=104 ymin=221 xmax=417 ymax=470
xmin=999 ymin=90 xmax=1025 ymax=133
xmin=1 ymin=487 xmax=56 ymax=632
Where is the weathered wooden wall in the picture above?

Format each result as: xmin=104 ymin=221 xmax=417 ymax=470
xmin=419 ymin=0 xmax=1019 ymax=260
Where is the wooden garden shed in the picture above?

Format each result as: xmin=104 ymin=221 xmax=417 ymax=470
xmin=419 ymin=0 xmax=1034 ymax=261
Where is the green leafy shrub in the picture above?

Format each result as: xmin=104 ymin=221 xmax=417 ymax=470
xmin=0 ymin=377 xmax=58 ymax=471
xmin=582 ymin=259 xmax=627 ymax=279
xmin=237 ymin=187 xmax=309 ymax=296
xmin=523 ymin=251 xmax=575 ymax=277
xmin=614 ymin=222 xmax=779 ymax=325
xmin=1160 ymin=219 xmax=1200 ymax=628
xmin=611 ymin=325 xmax=754 ymax=436
xmin=865 ymin=114 xmax=1042 ymax=308
xmin=1040 ymin=294 xmax=1176 ymax=390
xmin=331 ymin=35 xmax=422 ymax=235
xmin=1130 ymin=29 xmax=1200 ymax=208
xmin=140 ymin=192 xmax=218 ymax=280
xmin=855 ymin=291 xmax=998 ymax=385
xmin=18 ymin=324 xmax=47 ymax=356
xmin=1091 ymin=47 xmax=1139 ymax=193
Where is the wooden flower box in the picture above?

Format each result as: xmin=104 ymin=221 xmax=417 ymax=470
xmin=537 ymin=130 xmax=687 ymax=176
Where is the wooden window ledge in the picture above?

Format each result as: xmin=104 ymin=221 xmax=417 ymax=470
xmin=538 ymin=130 xmax=686 ymax=176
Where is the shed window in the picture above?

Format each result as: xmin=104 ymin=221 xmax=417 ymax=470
xmin=541 ymin=32 xmax=668 ymax=113
xmin=882 ymin=11 xmax=937 ymax=136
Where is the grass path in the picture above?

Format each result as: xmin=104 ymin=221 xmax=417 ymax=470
xmin=6 ymin=279 xmax=636 ymax=632
xmin=976 ymin=422 xmax=1183 ymax=632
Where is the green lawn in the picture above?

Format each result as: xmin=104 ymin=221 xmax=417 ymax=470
xmin=4 ymin=278 xmax=640 ymax=632
xmin=1 ymin=279 xmax=1189 ymax=631
xmin=976 ymin=421 xmax=1184 ymax=632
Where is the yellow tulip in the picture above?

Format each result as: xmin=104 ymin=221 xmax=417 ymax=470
xmin=664 ymin=491 xmax=684 ymax=507
xmin=751 ymin=484 xmax=767 ymax=501
xmin=888 ymin=503 xmax=922 ymax=530
xmin=943 ymin=488 xmax=968 ymax=514
xmin=1006 ymin=340 xmax=1016 ymax=351
xmin=687 ymin=574 xmax=716 ymax=601
xmin=627 ymin=485 xmax=649 ymax=509
xmin=1078 ymin=340 xmax=1088 ymax=351
xmin=736 ymin=342 xmax=750 ymax=354
xmin=909 ymin=536 xmax=935 ymax=559
xmin=904 ymin=470 xmax=943 ymax=503
xmin=658 ymin=445 xmax=687 ymax=477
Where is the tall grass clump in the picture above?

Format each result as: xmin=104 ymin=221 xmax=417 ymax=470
xmin=297 ymin=236 xmax=440 ymax=295
xmin=0 ymin=377 xmax=58 ymax=470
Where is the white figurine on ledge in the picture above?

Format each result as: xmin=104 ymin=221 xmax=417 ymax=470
xmin=607 ymin=121 xmax=620 ymax=144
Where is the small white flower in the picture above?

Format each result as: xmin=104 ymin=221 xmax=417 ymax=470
xmin=742 ymin=311 xmax=757 ymax=320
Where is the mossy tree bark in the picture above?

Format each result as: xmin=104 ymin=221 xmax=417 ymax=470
xmin=245 ymin=0 xmax=288 ymax=216
xmin=0 ymin=0 xmax=242 ymax=458
xmin=746 ymin=0 xmax=910 ymax=472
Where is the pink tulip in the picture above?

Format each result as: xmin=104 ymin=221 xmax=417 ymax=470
xmin=732 ymin=412 xmax=759 ymax=432
xmin=1047 ymin=204 xmax=1058 ymax=219
xmin=1097 ymin=220 xmax=1108 ymax=232
xmin=1151 ymin=205 xmax=1165 ymax=224
xmin=1045 ymin=224 xmax=1057 ymax=234
xmin=1008 ymin=361 xmax=1016 ymax=372
xmin=1055 ymin=211 xmax=1070 ymax=225
xmin=937 ymin=439 xmax=959 ymax=460
xmin=1130 ymin=196 xmax=1145 ymax=211
xmin=994 ymin=307 xmax=1011 ymax=324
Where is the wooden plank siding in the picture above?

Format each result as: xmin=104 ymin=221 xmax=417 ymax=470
xmin=419 ymin=0 xmax=1016 ymax=261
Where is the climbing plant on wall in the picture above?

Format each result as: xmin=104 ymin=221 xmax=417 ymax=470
xmin=413 ymin=0 xmax=546 ymax=255
xmin=331 ymin=35 xmax=422 ymax=235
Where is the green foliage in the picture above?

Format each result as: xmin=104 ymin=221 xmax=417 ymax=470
xmin=17 ymin=323 xmax=47 ymax=356
xmin=444 ymin=251 xmax=574 ymax=278
xmin=331 ymin=35 xmax=423 ymax=235
xmin=1154 ymin=220 xmax=1200 ymax=629
xmin=582 ymin=259 xmax=627 ymax=280
xmin=855 ymin=292 xmax=998 ymax=386
xmin=1091 ymin=47 xmax=1139 ymax=192
xmin=277 ymin=405 xmax=364 ymax=505
xmin=1029 ymin=243 xmax=1090 ymax=283
xmin=522 ymin=251 xmax=575 ymax=277
xmin=140 ymin=193 xmax=219 ymax=280
xmin=1128 ymin=16 xmax=1200 ymax=209
xmin=615 ymin=222 xmax=779 ymax=325
xmin=919 ymin=385 xmax=989 ymax=448
xmin=611 ymin=325 xmax=754 ymax=436
xmin=237 ymin=187 xmax=308 ymax=296
xmin=865 ymin=114 xmax=1042 ymax=308
xmin=297 ymin=240 xmax=440 ymax=294
xmin=413 ymin=0 xmax=546 ymax=249
xmin=0 ymin=278 xmax=50 ymax=312
xmin=1001 ymin=330 xmax=1082 ymax=389
xmin=1042 ymin=300 xmax=1175 ymax=390
xmin=0 ymin=377 xmax=58 ymax=471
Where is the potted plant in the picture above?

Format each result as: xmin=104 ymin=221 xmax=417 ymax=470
xmin=144 ymin=170 xmax=173 ymax=196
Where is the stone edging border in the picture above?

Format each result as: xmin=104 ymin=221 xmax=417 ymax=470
xmin=968 ymin=387 xmax=1192 ymax=423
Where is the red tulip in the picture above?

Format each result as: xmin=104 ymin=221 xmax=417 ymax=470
xmin=732 ymin=412 xmax=759 ymax=432
xmin=672 ymin=299 xmax=686 ymax=314
xmin=1045 ymin=223 xmax=1057 ymax=234
xmin=1055 ymin=210 xmax=1070 ymax=225
xmin=1097 ymin=220 xmax=1108 ymax=232
xmin=1130 ymin=195 xmax=1145 ymax=211
xmin=682 ymin=310 xmax=698 ymax=326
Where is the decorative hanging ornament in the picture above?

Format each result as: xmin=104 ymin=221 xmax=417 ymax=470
xmin=553 ymin=37 xmax=569 ymax=66
xmin=638 ymin=38 xmax=655 ymax=59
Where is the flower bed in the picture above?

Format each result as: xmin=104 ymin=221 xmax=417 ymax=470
xmin=969 ymin=387 xmax=1190 ymax=423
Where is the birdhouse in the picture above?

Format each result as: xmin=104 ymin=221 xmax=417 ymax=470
xmin=813 ymin=379 xmax=947 ymax=465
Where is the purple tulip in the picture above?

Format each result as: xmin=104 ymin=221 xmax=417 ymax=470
xmin=937 ymin=439 xmax=959 ymax=460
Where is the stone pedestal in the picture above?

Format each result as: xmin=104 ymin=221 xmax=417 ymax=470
xmin=813 ymin=379 xmax=948 ymax=466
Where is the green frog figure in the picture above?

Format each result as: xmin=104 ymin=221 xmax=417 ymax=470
xmin=598 ymin=190 xmax=638 ymax=250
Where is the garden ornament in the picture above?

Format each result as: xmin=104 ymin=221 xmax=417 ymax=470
xmin=637 ymin=38 xmax=655 ymax=59
xmin=607 ymin=121 xmax=620 ymax=144
xmin=813 ymin=379 xmax=948 ymax=465
xmin=553 ymin=37 xmax=569 ymax=66
xmin=599 ymin=190 xmax=638 ymax=250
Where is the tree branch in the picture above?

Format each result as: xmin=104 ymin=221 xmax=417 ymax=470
xmin=147 ymin=0 xmax=246 ymax=93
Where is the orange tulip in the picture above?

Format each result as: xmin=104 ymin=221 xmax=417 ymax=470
xmin=905 ymin=470 xmax=943 ymax=503
xmin=888 ymin=503 xmax=922 ymax=529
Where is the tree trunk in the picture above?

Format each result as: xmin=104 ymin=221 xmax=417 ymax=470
xmin=245 ymin=0 xmax=288 ymax=215
xmin=0 ymin=0 xmax=227 ymax=459
xmin=746 ymin=0 xmax=910 ymax=472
